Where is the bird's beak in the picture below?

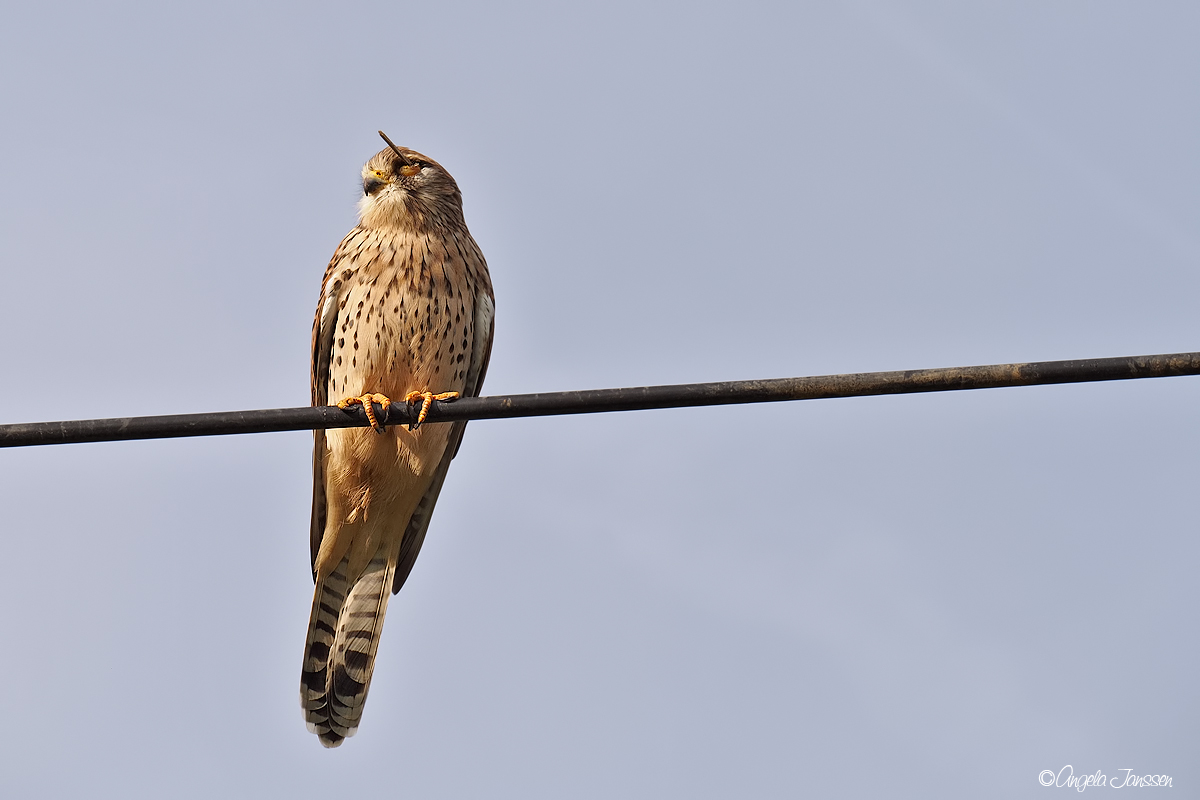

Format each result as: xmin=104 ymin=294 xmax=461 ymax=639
xmin=363 ymin=170 xmax=389 ymax=196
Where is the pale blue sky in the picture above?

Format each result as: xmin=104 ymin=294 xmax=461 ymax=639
xmin=0 ymin=2 xmax=1196 ymax=797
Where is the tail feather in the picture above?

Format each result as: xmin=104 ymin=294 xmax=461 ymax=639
xmin=300 ymin=543 xmax=396 ymax=747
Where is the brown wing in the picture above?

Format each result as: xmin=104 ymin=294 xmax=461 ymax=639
xmin=309 ymin=238 xmax=355 ymax=576
xmin=392 ymin=290 xmax=494 ymax=593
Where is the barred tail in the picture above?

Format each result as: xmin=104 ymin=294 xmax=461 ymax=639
xmin=300 ymin=544 xmax=397 ymax=747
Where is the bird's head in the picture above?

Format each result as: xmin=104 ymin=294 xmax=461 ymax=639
xmin=357 ymin=131 xmax=464 ymax=230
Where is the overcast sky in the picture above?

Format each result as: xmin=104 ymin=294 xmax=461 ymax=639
xmin=0 ymin=2 xmax=1196 ymax=797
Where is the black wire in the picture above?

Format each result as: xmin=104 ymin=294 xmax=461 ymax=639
xmin=2 ymin=351 xmax=1197 ymax=448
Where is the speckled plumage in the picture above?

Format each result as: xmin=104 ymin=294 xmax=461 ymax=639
xmin=300 ymin=141 xmax=494 ymax=747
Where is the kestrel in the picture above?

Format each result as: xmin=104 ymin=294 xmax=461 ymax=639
xmin=300 ymin=133 xmax=494 ymax=747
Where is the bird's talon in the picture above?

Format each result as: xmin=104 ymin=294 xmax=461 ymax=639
xmin=403 ymin=390 xmax=460 ymax=430
xmin=337 ymin=393 xmax=393 ymax=432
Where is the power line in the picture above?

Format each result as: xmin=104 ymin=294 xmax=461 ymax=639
xmin=2 ymin=350 xmax=1198 ymax=449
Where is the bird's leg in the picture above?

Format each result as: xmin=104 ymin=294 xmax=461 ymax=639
xmin=337 ymin=393 xmax=393 ymax=433
xmin=403 ymin=390 xmax=460 ymax=430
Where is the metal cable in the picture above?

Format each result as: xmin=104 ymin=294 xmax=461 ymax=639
xmin=2 ymin=350 xmax=1197 ymax=448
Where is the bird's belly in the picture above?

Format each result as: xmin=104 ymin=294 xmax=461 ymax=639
xmin=325 ymin=311 xmax=461 ymax=483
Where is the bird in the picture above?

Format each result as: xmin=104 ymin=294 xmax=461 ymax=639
xmin=300 ymin=132 xmax=494 ymax=747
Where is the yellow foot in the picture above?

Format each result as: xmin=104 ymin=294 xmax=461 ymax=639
xmin=403 ymin=390 xmax=460 ymax=430
xmin=337 ymin=393 xmax=393 ymax=433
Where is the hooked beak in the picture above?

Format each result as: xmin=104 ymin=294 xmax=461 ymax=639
xmin=363 ymin=173 xmax=387 ymax=196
